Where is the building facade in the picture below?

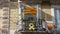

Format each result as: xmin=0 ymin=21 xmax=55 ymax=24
xmin=0 ymin=0 xmax=19 ymax=34
xmin=0 ymin=0 xmax=60 ymax=34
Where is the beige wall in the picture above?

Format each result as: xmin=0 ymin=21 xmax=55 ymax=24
xmin=10 ymin=2 xmax=19 ymax=34
xmin=0 ymin=9 xmax=3 ymax=29
xmin=10 ymin=9 xmax=19 ymax=30
xmin=0 ymin=2 xmax=19 ymax=34
xmin=9 ymin=2 xmax=19 ymax=30
xmin=0 ymin=9 xmax=3 ymax=34
xmin=41 ymin=5 xmax=53 ymax=23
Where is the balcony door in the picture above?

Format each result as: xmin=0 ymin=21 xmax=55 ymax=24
xmin=54 ymin=8 xmax=60 ymax=30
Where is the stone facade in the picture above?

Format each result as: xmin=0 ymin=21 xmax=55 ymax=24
xmin=0 ymin=0 xmax=58 ymax=34
xmin=0 ymin=1 xmax=19 ymax=34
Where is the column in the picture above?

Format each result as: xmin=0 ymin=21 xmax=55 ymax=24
xmin=2 ymin=0 xmax=10 ymax=34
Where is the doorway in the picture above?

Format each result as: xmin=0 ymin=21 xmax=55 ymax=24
xmin=54 ymin=8 xmax=60 ymax=34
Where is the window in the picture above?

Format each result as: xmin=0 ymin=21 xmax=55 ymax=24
xmin=2 ymin=25 xmax=8 ymax=28
xmin=2 ymin=29 xmax=8 ymax=34
xmin=54 ymin=8 xmax=60 ymax=30
xmin=3 ymin=21 xmax=9 ymax=24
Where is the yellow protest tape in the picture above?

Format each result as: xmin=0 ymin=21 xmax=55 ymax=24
xmin=29 ymin=23 xmax=35 ymax=30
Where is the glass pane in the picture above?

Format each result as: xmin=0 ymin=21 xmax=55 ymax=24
xmin=55 ymin=8 xmax=60 ymax=30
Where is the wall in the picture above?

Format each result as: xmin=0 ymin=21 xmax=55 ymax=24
xmin=41 ymin=4 xmax=54 ymax=30
xmin=10 ymin=2 xmax=19 ymax=34
xmin=41 ymin=4 xmax=53 ymax=23
xmin=0 ymin=9 xmax=3 ymax=34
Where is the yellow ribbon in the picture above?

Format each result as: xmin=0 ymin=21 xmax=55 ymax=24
xmin=29 ymin=23 xmax=35 ymax=30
